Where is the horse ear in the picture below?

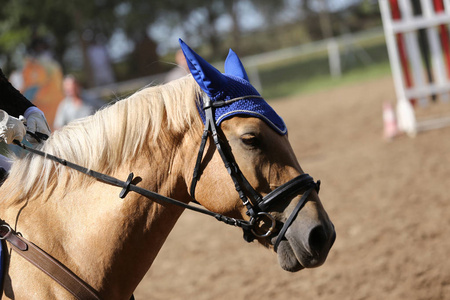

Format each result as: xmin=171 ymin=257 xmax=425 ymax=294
xmin=224 ymin=49 xmax=249 ymax=81
xmin=179 ymin=39 xmax=227 ymax=99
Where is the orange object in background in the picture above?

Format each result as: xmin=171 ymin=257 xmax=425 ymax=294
xmin=21 ymin=56 xmax=64 ymax=131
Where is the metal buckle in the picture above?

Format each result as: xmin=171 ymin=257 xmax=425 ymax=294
xmin=250 ymin=212 xmax=277 ymax=238
xmin=0 ymin=224 xmax=12 ymax=239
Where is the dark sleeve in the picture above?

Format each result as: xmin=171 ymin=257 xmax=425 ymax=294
xmin=0 ymin=68 xmax=35 ymax=118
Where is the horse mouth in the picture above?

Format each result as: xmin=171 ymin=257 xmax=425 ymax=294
xmin=273 ymin=229 xmax=336 ymax=272
xmin=275 ymin=239 xmax=305 ymax=272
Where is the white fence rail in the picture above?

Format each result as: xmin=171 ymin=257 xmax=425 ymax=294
xmin=88 ymin=28 xmax=385 ymax=100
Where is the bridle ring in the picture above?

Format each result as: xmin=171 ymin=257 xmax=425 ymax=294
xmin=250 ymin=212 xmax=277 ymax=238
xmin=0 ymin=224 xmax=12 ymax=240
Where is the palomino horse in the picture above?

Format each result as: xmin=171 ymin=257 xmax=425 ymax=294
xmin=0 ymin=40 xmax=335 ymax=299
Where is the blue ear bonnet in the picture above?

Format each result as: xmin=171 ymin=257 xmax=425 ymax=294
xmin=179 ymin=39 xmax=287 ymax=135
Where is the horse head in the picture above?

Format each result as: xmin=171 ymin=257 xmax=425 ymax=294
xmin=180 ymin=40 xmax=335 ymax=272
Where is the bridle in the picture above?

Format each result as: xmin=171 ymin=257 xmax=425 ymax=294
xmin=189 ymin=95 xmax=321 ymax=250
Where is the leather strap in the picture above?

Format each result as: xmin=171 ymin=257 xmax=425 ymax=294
xmin=188 ymin=99 xmax=321 ymax=244
xmin=202 ymin=103 xmax=261 ymax=218
xmin=190 ymin=124 xmax=211 ymax=200
xmin=273 ymin=184 xmax=315 ymax=252
xmin=0 ymin=225 xmax=27 ymax=251
xmin=0 ymin=224 xmax=100 ymax=300
xmin=12 ymin=140 xmax=252 ymax=232
xmin=257 ymin=174 xmax=315 ymax=212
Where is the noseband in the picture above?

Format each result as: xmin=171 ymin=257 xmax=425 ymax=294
xmin=189 ymin=96 xmax=320 ymax=250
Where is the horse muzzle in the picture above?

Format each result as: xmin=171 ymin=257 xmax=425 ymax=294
xmin=273 ymin=209 xmax=336 ymax=272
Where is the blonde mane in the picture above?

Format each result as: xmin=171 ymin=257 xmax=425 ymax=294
xmin=5 ymin=75 xmax=203 ymax=200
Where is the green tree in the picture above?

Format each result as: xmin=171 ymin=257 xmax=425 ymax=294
xmin=0 ymin=0 xmax=297 ymax=82
xmin=0 ymin=0 xmax=122 ymax=83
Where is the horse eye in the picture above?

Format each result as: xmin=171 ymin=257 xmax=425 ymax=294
xmin=241 ymin=134 xmax=259 ymax=147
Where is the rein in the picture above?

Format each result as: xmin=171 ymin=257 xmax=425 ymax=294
xmin=4 ymin=139 xmax=254 ymax=300
xmin=12 ymin=140 xmax=254 ymax=232
xmin=0 ymin=224 xmax=100 ymax=300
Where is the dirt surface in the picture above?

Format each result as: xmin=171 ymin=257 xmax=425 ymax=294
xmin=134 ymin=76 xmax=450 ymax=300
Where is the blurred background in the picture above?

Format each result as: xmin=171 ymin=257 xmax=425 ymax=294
xmin=2 ymin=1 xmax=450 ymax=299
xmin=0 ymin=0 xmax=382 ymax=104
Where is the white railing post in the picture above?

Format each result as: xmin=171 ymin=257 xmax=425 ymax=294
xmin=327 ymin=38 xmax=342 ymax=78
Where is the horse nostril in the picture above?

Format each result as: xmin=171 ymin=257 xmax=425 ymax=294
xmin=308 ymin=225 xmax=329 ymax=255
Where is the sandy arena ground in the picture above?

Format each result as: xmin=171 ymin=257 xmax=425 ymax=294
xmin=134 ymin=75 xmax=450 ymax=300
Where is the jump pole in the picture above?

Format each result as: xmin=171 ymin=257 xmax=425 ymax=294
xmin=389 ymin=0 xmax=416 ymax=105
xmin=412 ymin=0 xmax=436 ymax=101
xmin=380 ymin=0 xmax=418 ymax=135
xmin=434 ymin=0 xmax=450 ymax=79
xmin=380 ymin=0 xmax=450 ymax=136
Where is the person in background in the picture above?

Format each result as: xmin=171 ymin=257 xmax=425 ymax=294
xmin=0 ymin=67 xmax=51 ymax=177
xmin=164 ymin=49 xmax=190 ymax=83
xmin=21 ymin=36 xmax=64 ymax=129
xmin=53 ymin=75 xmax=96 ymax=130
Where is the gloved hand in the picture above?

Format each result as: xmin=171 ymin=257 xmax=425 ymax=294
xmin=24 ymin=107 xmax=51 ymax=144
xmin=0 ymin=110 xmax=26 ymax=144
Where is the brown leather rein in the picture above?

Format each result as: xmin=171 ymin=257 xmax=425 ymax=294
xmin=0 ymin=223 xmax=100 ymax=300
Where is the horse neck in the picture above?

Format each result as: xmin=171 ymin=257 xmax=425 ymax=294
xmin=3 ymin=129 xmax=200 ymax=298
